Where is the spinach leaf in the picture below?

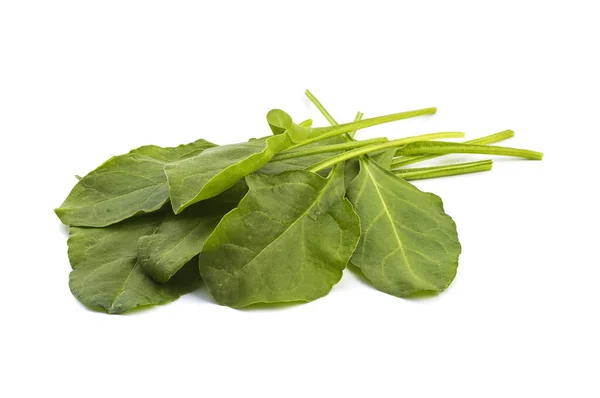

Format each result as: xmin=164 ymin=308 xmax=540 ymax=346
xmin=68 ymin=212 xmax=201 ymax=314
xmin=304 ymin=91 xmax=461 ymax=296
xmin=55 ymin=139 xmax=216 ymax=227
xmin=198 ymin=166 xmax=360 ymax=307
xmin=165 ymin=133 xmax=293 ymax=214
xmin=138 ymin=182 xmax=247 ymax=283
xmin=346 ymin=156 xmax=461 ymax=297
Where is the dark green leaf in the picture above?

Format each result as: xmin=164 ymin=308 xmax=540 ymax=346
xmin=346 ymin=157 xmax=461 ymax=297
xmin=138 ymin=183 xmax=247 ymax=283
xmin=67 ymin=212 xmax=201 ymax=314
xmin=55 ymin=139 xmax=216 ymax=227
xmin=199 ymin=167 xmax=360 ymax=308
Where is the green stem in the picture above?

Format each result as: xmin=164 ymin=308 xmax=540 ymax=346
xmin=307 ymin=132 xmax=465 ymax=173
xmin=290 ymin=106 xmax=438 ymax=150
xmin=391 ymin=129 xmax=514 ymax=168
xmin=305 ymin=89 xmax=339 ymax=125
xmin=394 ymin=160 xmax=493 ymax=180
xmin=273 ymin=137 xmax=388 ymax=161
xmin=396 ymin=141 xmax=543 ymax=160
xmin=348 ymin=112 xmax=363 ymax=139
xmin=305 ymin=89 xmax=359 ymax=141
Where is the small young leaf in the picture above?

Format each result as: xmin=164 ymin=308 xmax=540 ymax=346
xmin=266 ymin=109 xmax=293 ymax=135
xmin=346 ymin=157 xmax=461 ymax=297
xmin=67 ymin=212 xmax=201 ymax=314
xmin=55 ymin=139 xmax=216 ymax=227
xmin=266 ymin=109 xmax=316 ymax=142
xmin=199 ymin=166 xmax=360 ymax=308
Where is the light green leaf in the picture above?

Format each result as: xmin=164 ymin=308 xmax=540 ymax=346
xmin=138 ymin=182 xmax=247 ymax=283
xmin=68 ymin=212 xmax=201 ymax=314
xmin=266 ymin=109 xmax=294 ymax=135
xmin=199 ymin=167 xmax=360 ymax=308
xmin=55 ymin=139 xmax=216 ymax=227
xmin=346 ymin=157 xmax=461 ymax=297
xmin=266 ymin=109 xmax=314 ymax=142
xmin=165 ymin=134 xmax=293 ymax=214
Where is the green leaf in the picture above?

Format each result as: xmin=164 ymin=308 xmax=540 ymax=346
xmin=199 ymin=166 xmax=360 ymax=308
xmin=165 ymin=134 xmax=293 ymax=214
xmin=55 ymin=139 xmax=216 ymax=227
xmin=346 ymin=157 xmax=461 ymax=297
xmin=67 ymin=212 xmax=201 ymax=314
xmin=138 ymin=183 xmax=247 ymax=283
xmin=303 ymin=91 xmax=461 ymax=296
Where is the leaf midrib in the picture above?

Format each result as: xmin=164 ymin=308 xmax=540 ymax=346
xmin=363 ymin=163 xmax=438 ymax=290
xmin=108 ymin=262 xmax=139 ymax=313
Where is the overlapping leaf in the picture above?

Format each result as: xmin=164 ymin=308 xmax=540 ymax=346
xmin=55 ymin=139 xmax=216 ymax=227
xmin=138 ymin=182 xmax=247 ymax=283
xmin=199 ymin=166 xmax=360 ymax=307
xmin=68 ymin=212 xmax=201 ymax=314
xmin=165 ymin=134 xmax=293 ymax=214
xmin=55 ymin=92 xmax=542 ymax=315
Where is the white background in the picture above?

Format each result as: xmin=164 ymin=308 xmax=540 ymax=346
xmin=1 ymin=1 xmax=598 ymax=397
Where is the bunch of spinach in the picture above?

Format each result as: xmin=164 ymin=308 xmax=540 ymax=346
xmin=55 ymin=91 xmax=542 ymax=313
